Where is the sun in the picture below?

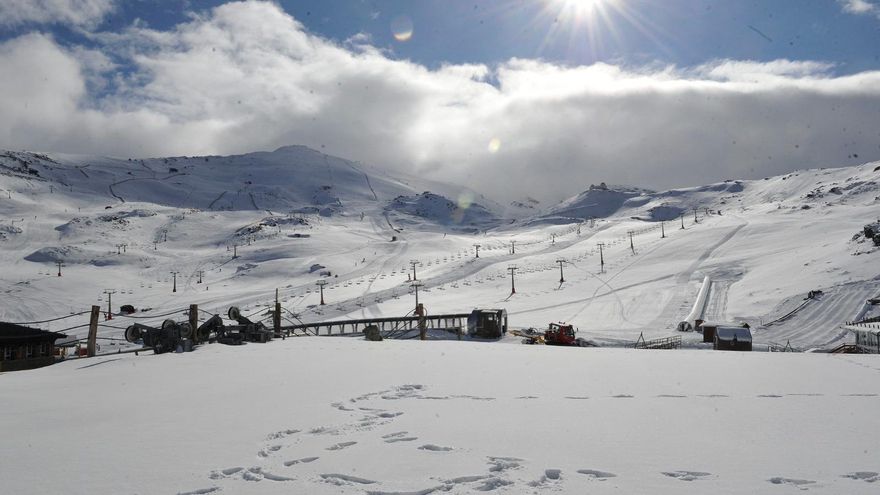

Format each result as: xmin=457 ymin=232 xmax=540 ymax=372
xmin=531 ymin=0 xmax=664 ymax=63
xmin=553 ymin=0 xmax=615 ymax=17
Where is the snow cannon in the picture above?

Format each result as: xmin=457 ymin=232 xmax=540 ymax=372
xmin=225 ymin=306 xmax=273 ymax=343
xmin=123 ymin=321 xmax=186 ymax=354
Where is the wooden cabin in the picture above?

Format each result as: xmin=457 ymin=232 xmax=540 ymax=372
xmin=0 ymin=323 xmax=67 ymax=372
xmin=714 ymin=326 xmax=752 ymax=351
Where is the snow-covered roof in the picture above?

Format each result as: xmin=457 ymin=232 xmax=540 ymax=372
xmin=715 ymin=326 xmax=752 ymax=342
xmin=700 ymin=321 xmax=745 ymax=328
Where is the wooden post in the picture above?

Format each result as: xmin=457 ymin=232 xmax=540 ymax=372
xmin=189 ymin=304 xmax=198 ymax=343
xmin=87 ymin=305 xmax=100 ymax=357
xmin=417 ymin=303 xmax=427 ymax=340
xmin=274 ymin=289 xmax=281 ymax=337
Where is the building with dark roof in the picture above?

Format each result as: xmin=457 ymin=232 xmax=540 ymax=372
xmin=0 ymin=322 xmax=67 ymax=372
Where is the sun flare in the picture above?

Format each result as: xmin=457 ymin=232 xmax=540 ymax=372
xmin=552 ymin=0 xmax=615 ymax=17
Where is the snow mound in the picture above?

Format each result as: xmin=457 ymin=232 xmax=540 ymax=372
xmin=386 ymin=192 xmax=499 ymax=231
xmin=537 ymin=183 xmax=653 ymax=224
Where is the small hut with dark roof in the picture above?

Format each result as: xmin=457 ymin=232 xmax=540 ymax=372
xmin=0 ymin=322 xmax=67 ymax=372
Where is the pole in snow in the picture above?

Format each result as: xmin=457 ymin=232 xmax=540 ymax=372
xmin=316 ymin=280 xmax=327 ymax=305
xmin=508 ymin=265 xmax=517 ymax=294
xmin=628 ymin=230 xmax=635 ymax=255
xmin=411 ymin=281 xmax=423 ymax=311
xmin=556 ymin=258 xmax=566 ymax=283
xmin=410 ymin=260 xmax=420 ymax=281
xmin=693 ymin=207 xmax=699 ymax=223
xmin=56 ymin=260 xmax=64 ymax=277
xmin=661 ymin=221 xmax=666 ymax=238
xmin=170 ymin=271 xmax=178 ymax=293
xmin=474 ymin=244 xmax=481 ymax=258
xmin=103 ymin=289 xmax=116 ymax=320
xmin=510 ymin=240 xmax=516 ymax=255
xmin=597 ymin=242 xmax=606 ymax=273
xmin=680 ymin=213 xmax=685 ymax=230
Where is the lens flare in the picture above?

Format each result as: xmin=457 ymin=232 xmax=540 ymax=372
xmin=391 ymin=15 xmax=414 ymax=42
xmin=487 ymin=138 xmax=502 ymax=153
xmin=457 ymin=191 xmax=474 ymax=210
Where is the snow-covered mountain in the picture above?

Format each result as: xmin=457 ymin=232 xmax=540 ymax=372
xmin=0 ymin=146 xmax=503 ymax=220
xmin=1 ymin=146 xmax=879 ymax=351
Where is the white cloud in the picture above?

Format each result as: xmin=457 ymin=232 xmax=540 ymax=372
xmin=0 ymin=0 xmax=115 ymax=29
xmin=1 ymin=0 xmax=879 ymax=203
xmin=839 ymin=0 xmax=880 ymax=18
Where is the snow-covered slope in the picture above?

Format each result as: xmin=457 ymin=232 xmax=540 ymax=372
xmin=3 ymin=147 xmax=880 ymax=494
xmin=0 ymin=146 xmax=504 ymax=222
xmin=1 ymin=147 xmax=879 ymax=351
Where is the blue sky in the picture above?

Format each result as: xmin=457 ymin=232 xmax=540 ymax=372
xmin=9 ymin=0 xmax=877 ymax=73
xmin=1 ymin=1 xmax=879 ymax=200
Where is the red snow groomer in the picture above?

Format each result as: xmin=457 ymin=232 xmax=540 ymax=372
xmin=544 ymin=322 xmax=590 ymax=347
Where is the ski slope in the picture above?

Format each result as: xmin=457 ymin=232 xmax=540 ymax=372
xmin=1 ymin=148 xmax=879 ymax=350
xmin=2 ymin=146 xmax=880 ymax=494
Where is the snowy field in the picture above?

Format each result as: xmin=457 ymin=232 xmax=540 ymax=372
xmin=2 ymin=147 xmax=880 ymax=493
xmin=2 ymin=339 xmax=880 ymax=494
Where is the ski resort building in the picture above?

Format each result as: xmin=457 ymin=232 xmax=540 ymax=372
xmin=0 ymin=323 xmax=67 ymax=372
xmin=845 ymin=320 xmax=880 ymax=354
xmin=699 ymin=321 xmax=750 ymax=343
xmin=714 ymin=326 xmax=752 ymax=351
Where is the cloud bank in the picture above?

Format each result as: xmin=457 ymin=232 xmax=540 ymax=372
xmin=1 ymin=0 xmax=879 ymax=202
xmin=0 ymin=0 xmax=115 ymax=29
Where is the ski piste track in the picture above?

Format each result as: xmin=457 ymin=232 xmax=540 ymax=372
xmin=759 ymin=281 xmax=880 ymax=348
xmin=46 ymin=210 xmax=759 ymax=347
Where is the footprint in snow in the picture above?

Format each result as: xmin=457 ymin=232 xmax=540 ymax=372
xmin=444 ymin=475 xmax=492 ymax=485
xmin=385 ymin=436 xmax=418 ymax=443
xmin=419 ymin=444 xmax=453 ymax=452
xmin=612 ymin=394 xmax=634 ymax=399
xmin=577 ymin=469 xmax=616 ymax=480
xmin=564 ymin=396 xmax=590 ymax=400
xmin=177 ymin=488 xmax=219 ymax=495
xmin=487 ymin=456 xmax=523 ymax=473
xmin=266 ymin=429 xmax=300 ymax=440
xmin=662 ymin=471 xmax=712 ymax=481
xmin=382 ymin=431 xmax=408 ymax=439
xmin=842 ymin=471 xmax=879 ymax=482
xmin=767 ymin=477 xmax=815 ymax=488
xmin=257 ymin=445 xmax=282 ymax=457
xmin=320 ymin=473 xmax=377 ymax=485
xmin=656 ymin=394 xmax=687 ymax=398
xmin=758 ymin=394 xmax=783 ymax=398
xmin=528 ymin=469 xmax=562 ymax=487
xmin=474 ymin=477 xmax=515 ymax=491
xmin=208 ymin=466 xmax=244 ymax=479
xmin=309 ymin=426 xmax=339 ymax=435
xmin=326 ymin=441 xmax=357 ymax=451
xmin=377 ymin=411 xmax=403 ymax=418
xmin=283 ymin=457 xmax=319 ymax=467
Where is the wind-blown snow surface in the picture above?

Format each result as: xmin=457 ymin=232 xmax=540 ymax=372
xmin=2 ymin=147 xmax=880 ymax=493
xmin=2 ymin=340 xmax=880 ymax=494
